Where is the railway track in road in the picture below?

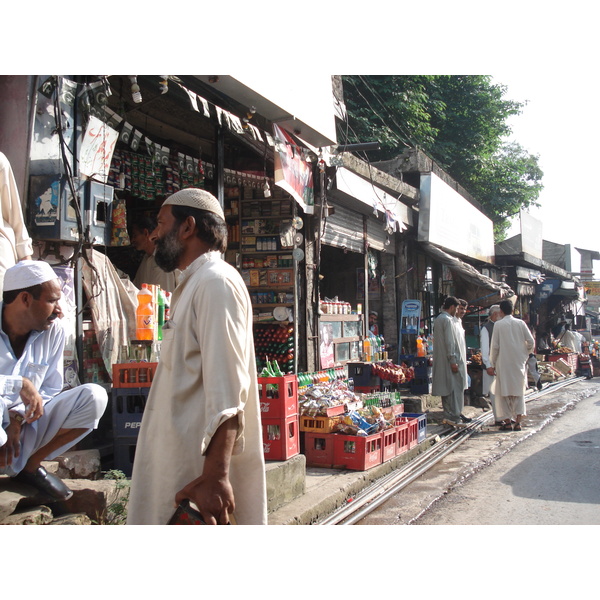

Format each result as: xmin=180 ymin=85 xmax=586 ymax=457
xmin=318 ymin=376 xmax=586 ymax=525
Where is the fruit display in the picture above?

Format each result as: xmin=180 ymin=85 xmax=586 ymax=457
xmin=370 ymin=360 xmax=414 ymax=384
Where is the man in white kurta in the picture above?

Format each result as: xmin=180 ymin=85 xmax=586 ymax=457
xmin=0 ymin=260 xmax=108 ymax=499
xmin=453 ymin=300 xmax=469 ymax=406
xmin=489 ymin=300 xmax=535 ymax=430
xmin=480 ymin=304 xmax=501 ymax=422
xmin=127 ymin=189 xmax=267 ymax=525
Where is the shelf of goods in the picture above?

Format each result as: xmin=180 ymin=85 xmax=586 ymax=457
xmin=224 ymin=182 xmax=302 ymax=375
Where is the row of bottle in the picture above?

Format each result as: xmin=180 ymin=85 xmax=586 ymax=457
xmin=255 ymin=324 xmax=295 ymax=374
xmin=362 ymin=335 xmax=387 ymax=362
xmin=298 ymin=367 xmax=347 ymax=388
xmin=320 ymin=298 xmax=354 ymax=315
xmin=136 ymin=283 xmax=172 ymax=341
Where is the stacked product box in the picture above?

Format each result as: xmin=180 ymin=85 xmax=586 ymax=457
xmin=259 ymin=375 xmax=300 ymax=461
xmin=111 ymin=364 xmax=158 ymax=477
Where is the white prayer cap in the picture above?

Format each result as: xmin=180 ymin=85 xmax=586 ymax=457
xmin=3 ymin=260 xmax=58 ymax=292
xmin=489 ymin=304 xmax=501 ymax=313
xmin=162 ymin=188 xmax=224 ymax=220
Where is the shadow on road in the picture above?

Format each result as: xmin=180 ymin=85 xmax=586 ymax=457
xmin=500 ymin=427 xmax=600 ymax=504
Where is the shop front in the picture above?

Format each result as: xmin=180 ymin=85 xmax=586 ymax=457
xmin=313 ymin=157 xmax=416 ymax=370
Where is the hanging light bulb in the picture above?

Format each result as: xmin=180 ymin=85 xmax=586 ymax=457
xmin=129 ymin=76 xmax=142 ymax=103
xmin=263 ymin=179 xmax=271 ymax=198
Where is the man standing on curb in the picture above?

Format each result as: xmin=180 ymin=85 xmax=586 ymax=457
xmin=480 ymin=304 xmax=502 ymax=424
xmin=489 ymin=300 xmax=535 ymax=431
xmin=126 ymin=188 xmax=267 ymax=525
xmin=432 ymin=296 xmax=466 ymax=428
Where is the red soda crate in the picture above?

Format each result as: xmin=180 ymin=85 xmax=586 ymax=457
xmin=112 ymin=362 xmax=158 ymax=388
xmin=382 ymin=428 xmax=398 ymax=462
xmin=396 ymin=416 xmax=418 ymax=449
xmin=303 ymin=432 xmax=335 ymax=467
xmin=258 ymin=375 xmax=298 ymax=419
xmin=262 ymin=415 xmax=299 ymax=461
xmin=332 ymin=432 xmax=383 ymax=471
xmin=396 ymin=421 xmax=410 ymax=455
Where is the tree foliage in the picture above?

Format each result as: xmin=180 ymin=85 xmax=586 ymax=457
xmin=340 ymin=75 xmax=544 ymax=239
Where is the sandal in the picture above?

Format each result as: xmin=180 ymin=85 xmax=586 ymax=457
xmin=513 ymin=423 xmax=522 ymax=431
xmin=499 ymin=422 xmax=513 ymax=431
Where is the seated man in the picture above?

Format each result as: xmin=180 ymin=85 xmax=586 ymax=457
xmin=0 ymin=260 xmax=108 ymax=500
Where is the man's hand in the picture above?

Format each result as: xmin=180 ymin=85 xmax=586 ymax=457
xmin=174 ymin=416 xmax=238 ymax=525
xmin=19 ymin=377 xmax=44 ymax=423
xmin=0 ymin=418 xmax=22 ymax=469
xmin=486 ymin=367 xmax=496 ymax=376
xmin=450 ymin=362 xmax=459 ymax=373
xmin=174 ymin=474 xmax=235 ymax=525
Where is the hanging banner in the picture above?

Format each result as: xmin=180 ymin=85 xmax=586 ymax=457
xmin=273 ymin=124 xmax=314 ymax=214
xmin=79 ymin=115 xmax=119 ymax=183
xmin=400 ymin=299 xmax=422 ymax=335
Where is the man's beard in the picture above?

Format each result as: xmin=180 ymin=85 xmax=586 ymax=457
xmin=155 ymin=227 xmax=184 ymax=272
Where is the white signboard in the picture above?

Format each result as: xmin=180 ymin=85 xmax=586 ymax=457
xmin=417 ymin=173 xmax=495 ymax=262
xmin=519 ymin=210 xmax=543 ymax=259
xmin=79 ymin=116 xmax=118 ymax=183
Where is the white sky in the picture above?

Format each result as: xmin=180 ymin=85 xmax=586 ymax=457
xmin=495 ymin=71 xmax=600 ymax=266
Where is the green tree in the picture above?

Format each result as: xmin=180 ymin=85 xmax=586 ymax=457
xmin=340 ymin=75 xmax=543 ymax=239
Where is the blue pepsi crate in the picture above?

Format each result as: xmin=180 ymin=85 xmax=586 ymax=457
xmin=113 ymin=436 xmax=137 ymax=477
xmin=112 ymin=387 xmax=149 ymax=439
xmin=409 ymin=376 xmax=432 ymax=395
xmin=401 ymin=413 xmax=427 ymax=443
xmin=347 ymin=362 xmax=381 ymax=388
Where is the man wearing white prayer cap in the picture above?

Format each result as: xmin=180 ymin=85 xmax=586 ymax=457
xmin=127 ymin=188 xmax=267 ymax=524
xmin=0 ymin=260 xmax=108 ymax=500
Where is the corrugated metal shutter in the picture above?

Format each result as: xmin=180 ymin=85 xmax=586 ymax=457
xmin=322 ymin=204 xmax=364 ymax=253
xmin=366 ymin=215 xmax=395 ymax=252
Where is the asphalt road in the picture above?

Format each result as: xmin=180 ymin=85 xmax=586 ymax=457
xmin=413 ymin=389 xmax=600 ymax=525
xmin=357 ymin=379 xmax=600 ymax=526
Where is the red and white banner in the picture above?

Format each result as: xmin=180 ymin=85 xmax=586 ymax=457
xmin=273 ymin=124 xmax=314 ymax=214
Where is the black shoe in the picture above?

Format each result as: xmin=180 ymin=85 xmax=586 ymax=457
xmin=13 ymin=466 xmax=73 ymax=501
xmin=536 ymin=380 xmax=543 ymax=390
xmin=460 ymin=414 xmax=472 ymax=423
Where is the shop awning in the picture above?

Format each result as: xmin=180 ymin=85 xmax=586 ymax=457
xmin=420 ymin=242 xmax=515 ymax=307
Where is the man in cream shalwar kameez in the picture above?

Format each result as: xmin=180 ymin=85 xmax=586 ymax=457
xmin=127 ymin=189 xmax=267 ymax=525
xmin=489 ymin=300 xmax=535 ymax=431
xmin=480 ymin=305 xmax=502 ymax=422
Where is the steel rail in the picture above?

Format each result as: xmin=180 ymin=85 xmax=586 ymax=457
xmin=319 ymin=376 xmax=586 ymax=525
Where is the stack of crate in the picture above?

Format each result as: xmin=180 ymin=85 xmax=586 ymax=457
xmin=111 ymin=362 xmax=157 ymax=476
xmin=259 ymin=374 xmax=300 ymax=461
xmin=401 ymin=356 xmax=432 ymax=395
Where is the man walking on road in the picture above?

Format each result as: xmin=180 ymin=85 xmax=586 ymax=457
xmin=432 ymin=296 xmax=467 ymax=428
xmin=489 ymin=300 xmax=535 ymax=431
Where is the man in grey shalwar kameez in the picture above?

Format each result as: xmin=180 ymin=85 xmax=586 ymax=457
xmin=431 ymin=296 xmax=466 ymax=427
